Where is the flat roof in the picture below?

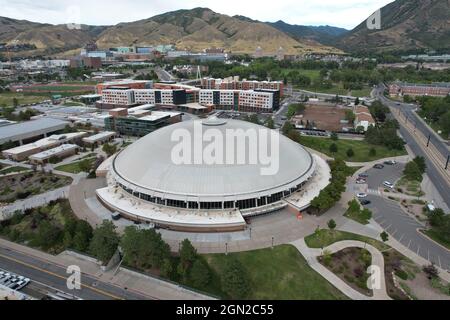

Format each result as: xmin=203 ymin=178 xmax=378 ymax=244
xmin=29 ymin=144 xmax=78 ymax=161
xmin=3 ymin=132 xmax=86 ymax=155
xmin=0 ymin=118 xmax=69 ymax=144
xmin=83 ymin=131 xmax=116 ymax=143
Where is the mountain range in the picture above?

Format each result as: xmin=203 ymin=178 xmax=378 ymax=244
xmin=0 ymin=0 xmax=449 ymax=57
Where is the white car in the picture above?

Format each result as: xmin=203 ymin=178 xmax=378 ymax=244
xmin=383 ymin=181 xmax=394 ymax=189
xmin=356 ymin=193 xmax=368 ymax=198
xmin=356 ymin=178 xmax=367 ymax=184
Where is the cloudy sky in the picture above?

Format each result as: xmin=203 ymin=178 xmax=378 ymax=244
xmin=0 ymin=0 xmax=394 ymax=29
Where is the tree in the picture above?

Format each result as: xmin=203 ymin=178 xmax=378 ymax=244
xmin=72 ymin=220 xmax=93 ymax=252
xmin=222 ymin=258 xmax=251 ymax=299
xmin=413 ymin=156 xmax=426 ymax=174
xmin=102 ymin=143 xmax=117 ymax=157
xmin=345 ymin=110 xmax=356 ymax=124
xmin=380 ymin=231 xmax=389 ymax=242
xmin=346 ymin=148 xmax=355 ymax=158
xmin=327 ymin=219 xmax=337 ymax=230
xmin=403 ymin=160 xmax=423 ymax=182
xmin=34 ymin=221 xmax=62 ymax=250
xmin=329 ymin=143 xmax=338 ymax=153
xmin=89 ymin=220 xmax=120 ymax=264
xmin=13 ymin=97 xmax=19 ymax=108
xmin=355 ymin=97 xmax=360 ymax=105
xmin=330 ymin=132 xmax=339 ymax=141
xmin=265 ymin=118 xmax=275 ymax=129
xmin=121 ymin=226 xmax=170 ymax=269
xmin=282 ymin=122 xmax=294 ymax=135
xmin=177 ymin=239 xmax=198 ymax=280
xmin=160 ymin=258 xmax=174 ymax=278
xmin=369 ymin=148 xmax=377 ymax=157
xmin=190 ymin=259 xmax=211 ymax=288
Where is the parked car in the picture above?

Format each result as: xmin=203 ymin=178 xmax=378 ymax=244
xmin=384 ymin=160 xmax=397 ymax=165
xmin=373 ymin=164 xmax=385 ymax=169
xmin=356 ymin=178 xmax=367 ymax=184
xmin=358 ymin=173 xmax=369 ymax=178
xmin=383 ymin=181 xmax=394 ymax=189
xmin=360 ymin=199 xmax=372 ymax=205
xmin=356 ymin=193 xmax=368 ymax=198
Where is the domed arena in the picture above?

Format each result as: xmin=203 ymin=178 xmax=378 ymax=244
xmin=96 ymin=118 xmax=331 ymax=232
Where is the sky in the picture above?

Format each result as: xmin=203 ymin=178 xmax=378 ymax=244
xmin=0 ymin=0 xmax=394 ymax=30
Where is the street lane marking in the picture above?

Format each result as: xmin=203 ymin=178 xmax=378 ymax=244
xmin=407 ymin=239 xmax=412 ymax=249
xmin=0 ymin=253 xmax=123 ymax=300
xmin=399 ymin=234 xmax=405 ymax=242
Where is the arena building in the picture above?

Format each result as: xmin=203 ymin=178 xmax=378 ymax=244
xmin=96 ymin=118 xmax=331 ymax=232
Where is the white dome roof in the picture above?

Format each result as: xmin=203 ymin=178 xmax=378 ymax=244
xmin=112 ymin=119 xmax=315 ymax=202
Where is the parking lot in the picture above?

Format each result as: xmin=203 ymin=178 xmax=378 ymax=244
xmin=350 ymin=162 xmax=450 ymax=271
xmin=0 ymin=268 xmax=31 ymax=292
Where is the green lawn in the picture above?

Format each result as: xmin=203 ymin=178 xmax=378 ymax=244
xmin=203 ymin=245 xmax=347 ymax=300
xmin=421 ymin=230 xmax=450 ymax=250
xmin=350 ymin=88 xmax=373 ymax=98
xmin=0 ymin=92 xmax=48 ymax=106
xmin=299 ymin=136 xmax=407 ymax=162
xmin=54 ymin=158 xmax=96 ymax=174
xmin=0 ymin=166 xmax=30 ymax=175
xmin=344 ymin=201 xmax=372 ymax=225
xmin=304 ymin=230 xmax=389 ymax=251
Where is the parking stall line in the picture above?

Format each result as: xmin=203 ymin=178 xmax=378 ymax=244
xmin=398 ymin=234 xmax=405 ymax=242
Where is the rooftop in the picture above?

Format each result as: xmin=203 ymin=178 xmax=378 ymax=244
xmin=0 ymin=118 xmax=69 ymax=144
xmin=29 ymin=144 xmax=78 ymax=161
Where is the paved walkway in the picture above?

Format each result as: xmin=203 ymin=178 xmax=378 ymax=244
xmin=292 ymin=239 xmax=391 ymax=300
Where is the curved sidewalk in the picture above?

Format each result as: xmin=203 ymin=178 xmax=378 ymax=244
xmin=292 ymin=239 xmax=391 ymax=300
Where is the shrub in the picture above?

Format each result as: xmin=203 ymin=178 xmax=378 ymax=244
xmin=395 ymin=269 xmax=408 ymax=281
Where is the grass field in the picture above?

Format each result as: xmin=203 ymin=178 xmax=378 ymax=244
xmin=0 ymin=92 xmax=48 ymax=106
xmin=299 ymin=136 xmax=407 ymax=162
xmin=203 ymin=245 xmax=347 ymax=300
xmin=304 ymin=229 xmax=389 ymax=251
xmin=350 ymin=88 xmax=373 ymax=98
xmin=54 ymin=158 xmax=96 ymax=174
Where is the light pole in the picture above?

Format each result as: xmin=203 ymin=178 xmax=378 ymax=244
xmin=271 ymin=237 xmax=274 ymax=249
xmin=427 ymin=135 xmax=431 ymax=147
xmin=225 ymin=243 xmax=228 ymax=255
xmin=446 ymin=155 xmax=449 ymax=170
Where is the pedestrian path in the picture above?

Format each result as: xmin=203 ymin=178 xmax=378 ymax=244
xmin=291 ymin=238 xmax=391 ymax=300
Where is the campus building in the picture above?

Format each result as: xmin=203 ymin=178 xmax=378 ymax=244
xmin=100 ymin=87 xmax=280 ymax=113
xmin=389 ymin=82 xmax=450 ymax=97
xmin=104 ymin=107 xmax=182 ymax=137
xmin=96 ymin=118 xmax=331 ymax=232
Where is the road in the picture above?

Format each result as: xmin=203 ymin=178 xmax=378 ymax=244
xmin=350 ymin=164 xmax=450 ymax=271
xmin=155 ymin=66 xmax=176 ymax=82
xmin=0 ymin=246 xmax=151 ymax=300
xmin=373 ymin=86 xmax=450 ymax=209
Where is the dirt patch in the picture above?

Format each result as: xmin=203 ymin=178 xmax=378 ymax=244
xmin=291 ymin=104 xmax=351 ymax=131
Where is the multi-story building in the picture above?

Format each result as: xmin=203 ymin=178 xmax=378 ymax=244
xmin=101 ymin=86 xmax=280 ymax=113
xmin=389 ymin=82 xmax=450 ymax=97
xmin=201 ymin=77 xmax=284 ymax=94
xmin=96 ymin=79 xmax=153 ymax=94
xmin=100 ymin=88 xmax=135 ymax=107
xmin=104 ymin=108 xmax=182 ymax=137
